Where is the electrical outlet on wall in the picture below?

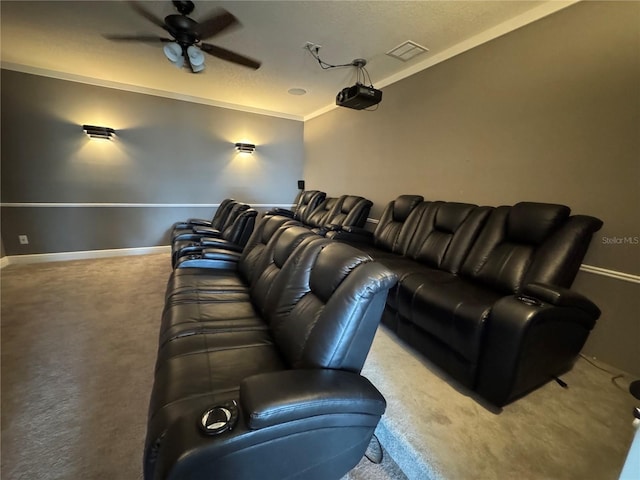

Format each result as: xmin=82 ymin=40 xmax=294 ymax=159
xmin=18 ymin=235 xmax=29 ymax=245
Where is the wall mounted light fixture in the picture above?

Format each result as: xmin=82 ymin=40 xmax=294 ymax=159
xmin=235 ymin=142 xmax=256 ymax=154
xmin=83 ymin=125 xmax=116 ymax=140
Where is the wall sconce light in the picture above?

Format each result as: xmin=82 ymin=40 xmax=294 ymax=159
xmin=83 ymin=125 xmax=116 ymax=140
xmin=235 ymin=142 xmax=256 ymax=154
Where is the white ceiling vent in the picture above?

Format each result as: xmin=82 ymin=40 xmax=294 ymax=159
xmin=386 ymin=40 xmax=429 ymax=62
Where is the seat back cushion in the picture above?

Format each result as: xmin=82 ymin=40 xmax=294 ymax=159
xmin=219 ymin=202 xmax=251 ymax=231
xmin=406 ymin=202 xmax=492 ymax=274
xmin=373 ymin=195 xmax=424 ymax=253
xmin=305 ymin=197 xmax=342 ymax=228
xmin=522 ymin=214 xmax=603 ymax=288
xmin=220 ymin=209 xmax=258 ymax=247
xmin=250 ymin=226 xmax=320 ymax=313
xmin=327 ymin=196 xmax=373 ymax=228
xmin=461 ymin=202 xmax=571 ymax=294
xmin=294 ymin=190 xmax=327 ymax=223
xmin=266 ymin=241 xmax=397 ymax=372
xmin=210 ymin=198 xmax=236 ymax=230
xmin=238 ymin=215 xmax=298 ymax=284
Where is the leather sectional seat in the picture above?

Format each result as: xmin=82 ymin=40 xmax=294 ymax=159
xmin=170 ymin=197 xmax=236 ymax=234
xmin=330 ymin=195 xmax=603 ymax=406
xmin=171 ymin=200 xmax=250 ymax=243
xmin=270 ymin=194 xmax=373 ymax=236
xmin=170 ymin=207 xmax=258 ymax=267
xmin=266 ymin=189 xmax=326 ymax=223
xmin=172 ymin=193 xmax=373 ymax=269
xmin=145 ymin=219 xmax=398 ymax=480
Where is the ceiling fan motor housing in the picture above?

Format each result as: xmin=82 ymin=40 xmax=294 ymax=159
xmin=165 ymin=15 xmax=199 ymax=45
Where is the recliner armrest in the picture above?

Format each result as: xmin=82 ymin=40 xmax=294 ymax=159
xmin=326 ymin=226 xmax=374 ymax=243
xmin=186 ymin=218 xmax=213 ymax=227
xmin=314 ymin=224 xmax=342 ymax=236
xmin=240 ymin=369 xmax=386 ymax=430
xmin=476 ymin=289 xmax=600 ymax=406
xmin=201 ymin=248 xmax=242 ymax=261
xmin=192 ymin=226 xmax=221 ymax=236
xmin=266 ymin=208 xmax=295 ymax=218
xmin=520 ymin=282 xmax=601 ymax=318
xmin=199 ymin=238 xmax=244 ymax=252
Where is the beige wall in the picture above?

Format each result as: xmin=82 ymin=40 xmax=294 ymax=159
xmin=304 ymin=1 xmax=640 ymax=375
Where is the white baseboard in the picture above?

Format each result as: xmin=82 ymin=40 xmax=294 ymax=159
xmin=2 ymin=245 xmax=171 ymax=267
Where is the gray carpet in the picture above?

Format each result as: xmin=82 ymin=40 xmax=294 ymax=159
xmin=362 ymin=324 xmax=639 ymax=480
xmin=1 ymin=254 xmax=636 ymax=480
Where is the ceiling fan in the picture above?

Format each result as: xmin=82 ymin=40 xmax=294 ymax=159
xmin=105 ymin=1 xmax=261 ymax=72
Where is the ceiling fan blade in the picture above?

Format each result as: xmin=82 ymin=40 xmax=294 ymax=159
xmin=128 ymin=1 xmax=167 ymax=31
xmin=195 ymin=10 xmax=240 ymax=40
xmin=200 ymin=43 xmax=261 ymax=69
xmin=104 ymin=34 xmax=171 ymax=43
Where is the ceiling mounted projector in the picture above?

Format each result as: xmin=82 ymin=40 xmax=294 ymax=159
xmin=336 ymin=83 xmax=383 ymax=110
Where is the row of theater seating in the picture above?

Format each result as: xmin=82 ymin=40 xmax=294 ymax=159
xmin=169 ymin=199 xmax=256 ymax=267
xmin=145 ymin=215 xmax=398 ymax=480
xmin=327 ymin=195 xmax=603 ymax=406
xmin=169 ymin=192 xmax=373 ymax=269
xmin=164 ymin=192 xmax=603 ymax=407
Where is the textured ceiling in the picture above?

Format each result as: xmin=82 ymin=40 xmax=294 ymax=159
xmin=0 ymin=1 xmax=577 ymax=120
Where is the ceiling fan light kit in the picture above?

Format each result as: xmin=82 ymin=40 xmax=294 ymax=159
xmin=163 ymin=42 xmax=184 ymax=68
xmin=105 ymin=1 xmax=261 ymax=73
xmin=187 ymin=45 xmax=205 ymax=72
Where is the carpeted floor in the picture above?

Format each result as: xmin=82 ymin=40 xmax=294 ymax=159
xmin=1 ymin=254 xmax=636 ymax=480
xmin=362 ymin=322 xmax=639 ymax=480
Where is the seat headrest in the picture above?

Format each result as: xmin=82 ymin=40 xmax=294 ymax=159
xmin=507 ymin=202 xmax=570 ymax=245
xmin=300 ymin=190 xmax=321 ymax=205
xmin=393 ymin=195 xmax=425 ymax=221
xmin=273 ymin=226 xmax=316 ymax=267
xmin=310 ymin=243 xmax=372 ymax=303
xmin=341 ymin=196 xmax=363 ymax=212
xmin=259 ymin=216 xmax=286 ymax=241
xmin=434 ymin=202 xmax=477 ymax=234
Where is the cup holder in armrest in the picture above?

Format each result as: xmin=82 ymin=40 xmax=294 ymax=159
xmin=199 ymin=400 xmax=238 ymax=436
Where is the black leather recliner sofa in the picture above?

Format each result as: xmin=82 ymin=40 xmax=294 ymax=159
xmin=170 ymin=208 xmax=258 ymax=267
xmin=171 ymin=214 xmax=296 ymax=272
xmin=171 ymin=201 xmax=249 ymax=243
xmin=267 ymin=190 xmax=326 ymax=223
xmin=271 ymin=194 xmax=373 ymax=235
xmin=171 ymin=198 xmax=236 ymax=234
xmin=145 ymin=222 xmax=398 ymax=480
xmin=330 ymin=195 xmax=603 ymax=406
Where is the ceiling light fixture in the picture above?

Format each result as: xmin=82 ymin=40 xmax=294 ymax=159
xmin=187 ymin=45 xmax=205 ymax=72
xmin=163 ymin=42 xmax=185 ymax=68
xmin=83 ymin=125 xmax=116 ymax=140
xmin=235 ymin=142 xmax=256 ymax=154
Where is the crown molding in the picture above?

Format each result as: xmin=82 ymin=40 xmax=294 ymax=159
xmin=0 ymin=62 xmax=303 ymax=122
